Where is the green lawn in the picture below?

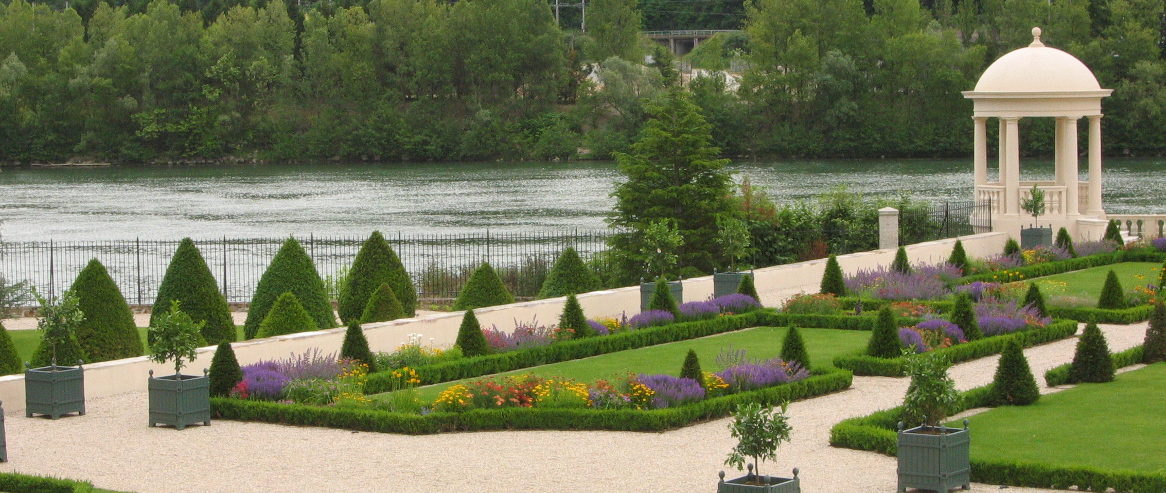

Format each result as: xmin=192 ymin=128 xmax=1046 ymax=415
xmin=966 ymin=362 xmax=1166 ymax=475
xmin=8 ymin=325 xmax=246 ymax=364
xmin=1029 ymin=262 xmax=1161 ymax=306
xmin=378 ymin=326 xmax=870 ymax=403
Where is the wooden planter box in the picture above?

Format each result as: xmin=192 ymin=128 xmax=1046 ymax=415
xmin=717 ymin=467 xmax=800 ymax=493
xmin=25 ymin=363 xmax=86 ymax=419
xmin=897 ymin=421 xmax=970 ymax=492
xmin=0 ymin=400 xmax=7 ymax=462
xmin=640 ymin=281 xmax=683 ymax=312
xmin=1020 ymin=226 xmax=1052 ymax=249
xmin=713 ymin=271 xmax=748 ymax=299
xmin=148 ymin=370 xmax=210 ymax=431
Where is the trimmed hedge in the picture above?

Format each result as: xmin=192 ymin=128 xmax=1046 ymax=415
xmin=0 ymin=320 xmax=22 ymax=375
xmin=215 ymin=369 xmax=852 ymax=434
xmin=359 ymin=283 xmax=404 ymax=324
xmin=152 ymin=238 xmax=235 ymax=344
xmin=537 ymin=247 xmax=600 ymax=299
xmin=1045 ymin=345 xmax=1145 ymax=387
xmin=70 ymin=258 xmax=143 ymax=361
xmin=957 ymin=250 xmax=1166 ymax=285
xmin=0 ymin=473 xmax=95 ymax=493
xmin=820 ymin=255 xmax=846 ymax=296
xmin=452 ymin=263 xmax=514 ymax=310
xmin=833 ymin=319 xmax=1079 ymax=376
xmin=1048 ymin=305 xmax=1154 ymax=324
xmin=829 ymin=384 xmax=995 ymax=455
xmin=244 ymin=237 xmax=336 ymax=339
xmin=339 ymin=231 xmax=416 ymax=323
xmin=256 ymin=292 xmax=318 ymax=338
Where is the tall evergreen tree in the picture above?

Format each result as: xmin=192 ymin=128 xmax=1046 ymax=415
xmin=152 ymin=238 xmax=235 ymax=345
xmin=538 ymin=247 xmax=601 ymax=299
xmin=648 ymin=277 xmax=680 ymax=316
xmin=1054 ymin=227 xmax=1077 ymax=257
xmin=244 ymin=237 xmax=335 ymax=339
xmin=559 ymin=294 xmax=593 ymax=338
xmin=737 ymin=274 xmax=759 ymax=302
xmin=1069 ymin=322 xmax=1115 ymax=383
xmin=359 ymin=283 xmax=404 ymax=324
xmin=891 ymin=247 xmax=911 ymax=274
xmin=867 ymin=306 xmax=901 ymax=358
xmin=455 ymin=310 xmax=490 ymax=357
xmin=1143 ymin=300 xmax=1166 ymax=363
xmin=256 ymin=292 xmax=319 ymax=338
xmin=1023 ymin=283 xmax=1048 ymax=318
xmin=208 ymin=342 xmax=242 ymax=397
xmin=453 ymin=262 xmax=515 ymax=310
xmin=780 ymin=326 xmax=810 ymax=369
xmin=1097 ymin=269 xmax=1126 ymax=309
xmin=340 ymin=322 xmax=377 ymax=373
xmin=679 ymin=349 xmax=704 ymax=387
xmin=0 ymin=321 xmax=22 ymax=375
xmin=820 ymin=255 xmax=846 ymax=296
xmin=948 ymin=240 xmax=968 ymax=275
xmin=338 ymin=231 xmax=416 ymax=323
xmin=70 ymin=258 xmax=143 ymax=362
xmin=990 ymin=339 xmax=1040 ymax=406
xmin=950 ymin=293 xmax=982 ymax=341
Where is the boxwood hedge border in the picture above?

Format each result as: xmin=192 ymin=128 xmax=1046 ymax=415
xmin=0 ymin=473 xmax=96 ymax=493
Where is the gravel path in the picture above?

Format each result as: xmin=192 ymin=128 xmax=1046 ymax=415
xmin=0 ymin=322 xmax=1147 ymax=493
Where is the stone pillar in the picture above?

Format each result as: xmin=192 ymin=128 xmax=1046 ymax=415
xmin=1053 ymin=118 xmax=1064 ymax=185
xmin=973 ymin=117 xmax=987 ymax=186
xmin=998 ymin=119 xmax=1008 ymax=185
xmin=1004 ymin=117 xmax=1021 ymax=215
xmin=879 ymin=207 xmax=899 ymax=250
xmin=1063 ymin=117 xmax=1080 ymax=215
xmin=1087 ymin=115 xmax=1104 ymax=215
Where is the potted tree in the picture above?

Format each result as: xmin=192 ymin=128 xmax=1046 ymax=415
xmin=717 ymin=402 xmax=799 ymax=493
xmin=1020 ymin=184 xmax=1051 ymax=249
xmin=24 ymin=289 xmax=86 ymax=419
xmin=639 ymin=219 xmax=684 ymax=311
xmin=714 ymin=215 xmax=753 ymax=298
xmin=896 ymin=352 xmax=970 ymax=493
xmin=147 ymin=300 xmax=210 ymax=430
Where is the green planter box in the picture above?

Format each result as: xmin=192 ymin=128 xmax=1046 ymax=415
xmin=717 ymin=467 xmax=800 ymax=493
xmin=24 ymin=363 xmax=85 ymax=419
xmin=1020 ymin=227 xmax=1052 ymax=249
xmin=897 ymin=421 xmax=970 ymax=492
xmin=148 ymin=370 xmax=210 ymax=431
xmin=640 ymin=281 xmax=683 ymax=312
xmin=0 ymin=400 xmax=7 ymax=462
xmin=714 ymin=272 xmax=748 ymax=299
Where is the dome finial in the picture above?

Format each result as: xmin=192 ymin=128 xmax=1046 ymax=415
xmin=1030 ymin=27 xmax=1044 ymax=47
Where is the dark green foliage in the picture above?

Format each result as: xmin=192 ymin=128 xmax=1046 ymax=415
xmin=1159 ymin=261 xmax=1166 ymax=294
xmin=339 ymin=231 xmax=416 ymax=323
xmin=737 ymin=274 xmax=759 ymax=302
xmin=538 ymin=247 xmax=600 ymax=299
xmin=453 ymin=263 xmax=514 ymax=311
xmin=340 ymin=322 xmax=377 ymax=373
xmin=1143 ymin=301 xmax=1166 ymax=363
xmin=0 ymin=472 xmax=97 ymax=493
xmin=31 ymin=331 xmax=86 ymax=368
xmin=455 ymin=310 xmax=490 ymax=357
xmin=866 ymin=307 xmax=901 ymax=358
xmin=244 ymin=238 xmax=335 ymax=339
xmin=820 ymin=255 xmax=846 ymax=296
xmin=1104 ymin=220 xmax=1124 ymax=244
xmin=990 ymin=340 xmax=1039 ymax=406
xmin=1054 ymin=228 xmax=1077 ymax=257
xmin=256 ymin=292 xmax=319 ymax=338
xmin=152 ymin=238 xmax=234 ymax=345
xmin=1069 ymin=322 xmax=1115 ymax=383
xmin=891 ymin=247 xmax=911 ymax=274
xmin=359 ymin=283 xmax=404 ymax=324
xmin=780 ymin=326 xmax=810 ymax=370
xmin=950 ymin=293 xmax=982 ymax=341
xmin=208 ymin=342 xmax=242 ymax=397
xmin=1046 ymin=345 xmax=1144 ymax=386
xmin=0 ymin=321 xmax=22 ymax=375
xmin=1097 ymin=269 xmax=1126 ymax=309
xmin=948 ymin=240 xmax=969 ymax=275
xmin=1023 ymin=283 xmax=1048 ymax=318
xmin=1048 ymin=305 xmax=1154 ymax=324
xmin=70 ymin=259 xmax=143 ymax=361
xmin=679 ymin=349 xmax=704 ymax=387
xmin=559 ymin=294 xmax=593 ymax=338
xmin=1004 ymin=237 xmax=1021 ymax=257
xmin=648 ymin=277 xmax=680 ymax=316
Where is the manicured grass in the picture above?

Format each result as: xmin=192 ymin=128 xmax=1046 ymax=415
xmin=966 ymin=362 xmax=1166 ymax=475
xmin=1029 ymin=262 xmax=1161 ymax=306
xmin=379 ymin=326 xmax=869 ymax=403
xmin=8 ymin=325 xmax=246 ymax=365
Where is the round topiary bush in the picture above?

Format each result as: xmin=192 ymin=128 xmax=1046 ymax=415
xmin=1097 ymin=269 xmax=1126 ymax=309
xmin=559 ymin=294 xmax=592 ymax=338
xmin=538 ymin=247 xmax=601 ymax=299
xmin=340 ymin=322 xmax=377 ymax=373
xmin=891 ymin=247 xmax=911 ymax=274
xmin=1143 ymin=300 xmax=1166 ymax=363
xmin=208 ymin=342 xmax=242 ymax=397
xmin=820 ymin=255 xmax=846 ymax=296
xmin=152 ymin=238 xmax=235 ymax=345
xmin=1069 ymin=322 xmax=1114 ymax=383
xmin=359 ymin=283 xmax=404 ymax=324
xmin=454 ymin=310 xmax=490 ymax=357
xmin=453 ymin=262 xmax=514 ymax=311
xmin=1023 ymin=283 xmax=1048 ymax=318
xmin=866 ymin=306 xmax=901 ymax=358
xmin=648 ymin=277 xmax=680 ymax=317
xmin=70 ymin=258 xmax=143 ymax=362
xmin=244 ymin=237 xmax=336 ymax=339
xmin=780 ymin=325 xmax=810 ymax=370
xmin=679 ymin=349 xmax=703 ymax=388
xmin=990 ymin=339 xmax=1039 ymax=406
xmin=0 ymin=321 xmax=22 ymax=375
xmin=950 ymin=293 xmax=982 ymax=341
xmin=256 ymin=292 xmax=319 ymax=338
xmin=948 ymin=240 xmax=968 ymax=275
xmin=339 ymin=231 xmax=416 ymax=324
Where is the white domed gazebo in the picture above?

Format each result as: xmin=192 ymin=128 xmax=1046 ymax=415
xmin=962 ymin=27 xmax=1112 ymax=240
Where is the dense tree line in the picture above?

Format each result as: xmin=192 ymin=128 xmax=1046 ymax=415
xmin=2 ymin=0 xmax=1165 ymax=163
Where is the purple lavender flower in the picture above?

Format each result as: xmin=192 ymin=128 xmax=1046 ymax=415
xmin=978 ymin=316 xmax=1029 ymax=336
xmin=982 ymin=253 xmax=1024 ymax=270
xmin=481 ymin=320 xmax=555 ymax=352
xmin=844 ymin=265 xmax=954 ymax=300
xmin=957 ymin=281 xmax=997 ymax=302
xmin=715 ymin=358 xmax=808 ymax=391
xmin=627 ymin=310 xmax=675 ymax=328
xmin=1075 ymin=240 xmax=1117 ymax=257
xmin=711 ymin=294 xmax=762 ymax=313
xmin=635 ymin=374 xmax=706 ymax=408
xmin=587 ymin=319 xmax=610 ymax=336
xmin=678 ymin=301 xmax=720 ymax=321
xmin=271 ymin=348 xmax=339 ymax=380
xmin=899 ymin=328 xmax=926 ymax=353
xmin=916 ymin=319 xmax=965 ymax=342
xmin=241 ymin=364 xmax=290 ymax=400
xmin=1153 ymin=237 xmax=1166 ymax=252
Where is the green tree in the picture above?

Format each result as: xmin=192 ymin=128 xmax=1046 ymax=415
xmin=538 ymin=247 xmax=601 ymax=299
xmin=152 ymin=238 xmax=234 ymax=345
xmin=1069 ymin=322 xmax=1115 ymax=383
xmin=70 ymin=258 xmax=142 ymax=362
xmin=950 ymin=293 xmax=982 ymax=341
xmin=148 ymin=300 xmax=204 ymax=376
xmin=585 ymin=0 xmax=641 ymax=62
xmin=339 ymin=231 xmax=416 ymax=324
xmin=891 ymin=247 xmax=911 ymax=274
xmin=1054 ymin=227 xmax=1077 ymax=257
xmin=780 ymin=325 xmax=810 ymax=369
xmin=0 ymin=321 xmax=23 ymax=375
xmin=679 ymin=348 xmax=704 ymax=387
xmin=819 ymin=254 xmax=846 ymax=296
xmin=948 ymin=240 xmax=968 ymax=275
xmin=1004 ymin=237 xmax=1021 ymax=257
xmin=208 ymin=341 xmax=242 ymax=397
xmin=737 ymin=274 xmax=759 ymax=302
xmin=1103 ymin=220 xmax=1124 ymax=244
xmin=989 ymin=339 xmax=1039 ymax=406
xmin=243 ymin=237 xmax=335 ymax=339
xmin=1097 ymin=269 xmax=1126 ymax=309
xmin=340 ymin=322 xmax=377 ymax=373
xmin=559 ymin=294 xmax=593 ymax=338
xmin=648 ymin=277 xmax=680 ymax=316
xmin=360 ymin=283 xmax=404 ymax=324
xmin=454 ymin=309 xmax=490 ymax=357
xmin=30 ymin=289 xmax=87 ymax=367
xmin=453 ymin=262 xmax=515 ymax=310
xmin=1143 ymin=300 xmax=1166 ymax=363
xmin=256 ymin=292 xmax=319 ymax=338
xmin=866 ymin=306 xmax=901 ymax=358
xmin=1023 ymin=283 xmax=1048 ymax=318
xmin=724 ymin=401 xmax=792 ymax=480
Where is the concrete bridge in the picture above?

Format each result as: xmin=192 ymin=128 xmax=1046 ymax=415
xmin=644 ymin=29 xmax=738 ymax=55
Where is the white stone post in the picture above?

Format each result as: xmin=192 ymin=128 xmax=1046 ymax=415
xmin=1054 ymin=118 xmax=1064 ymax=185
xmin=1004 ymin=117 xmax=1021 ymax=214
xmin=973 ymin=117 xmax=987 ymax=185
xmin=1063 ymin=117 xmax=1080 ymax=215
xmin=1087 ymin=115 xmax=1104 ymax=215
xmin=879 ymin=207 xmax=899 ymax=250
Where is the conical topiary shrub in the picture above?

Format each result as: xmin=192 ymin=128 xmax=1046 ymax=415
xmin=948 ymin=240 xmax=968 ymax=275
xmin=208 ymin=342 xmax=242 ymax=397
xmin=152 ymin=238 xmax=235 ymax=345
xmin=538 ymin=247 xmax=601 ymax=299
xmin=867 ymin=306 xmax=901 ymax=358
xmin=737 ymin=274 xmax=759 ymax=302
xmin=1142 ymin=300 xmax=1166 ymax=363
xmin=340 ymin=322 xmax=377 ymax=373
xmin=0 ymin=321 xmax=22 ymax=375
xmin=453 ymin=262 xmax=514 ymax=311
xmin=990 ymin=339 xmax=1039 ymax=406
xmin=70 ymin=258 xmax=143 ymax=362
xmin=244 ymin=237 xmax=336 ymax=339
xmin=1023 ymin=283 xmax=1048 ymax=318
xmin=1069 ymin=322 xmax=1114 ymax=383
xmin=820 ymin=255 xmax=846 ymax=296
xmin=891 ymin=247 xmax=911 ymax=274
xmin=359 ymin=283 xmax=404 ymax=324
xmin=256 ymin=292 xmax=319 ymax=338
xmin=1054 ymin=227 xmax=1077 ymax=257
xmin=1097 ymin=269 xmax=1126 ymax=309
xmin=339 ymin=231 xmax=416 ymax=323
xmin=648 ymin=277 xmax=680 ymax=317
xmin=679 ymin=349 xmax=703 ymax=388
xmin=1003 ymin=237 xmax=1020 ymax=257
xmin=1103 ymin=220 xmax=1123 ymax=245
xmin=780 ymin=326 xmax=810 ymax=370
xmin=950 ymin=293 xmax=982 ymax=341
xmin=559 ymin=294 xmax=593 ymax=338
xmin=455 ymin=310 xmax=490 ymax=357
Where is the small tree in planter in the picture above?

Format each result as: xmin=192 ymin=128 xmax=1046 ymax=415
xmin=638 ymin=219 xmax=684 ymax=310
xmin=25 ymin=289 xmax=87 ymax=419
xmin=1020 ymin=185 xmax=1050 ymax=248
xmin=719 ymin=401 xmax=799 ymax=492
xmin=714 ymin=216 xmax=752 ymax=298
xmin=897 ymin=352 xmax=970 ymax=493
xmin=147 ymin=301 xmax=210 ymax=430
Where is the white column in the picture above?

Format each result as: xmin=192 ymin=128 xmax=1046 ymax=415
xmin=1087 ymin=115 xmax=1104 ymax=215
xmin=1063 ymin=117 xmax=1079 ymax=215
xmin=973 ymin=117 xmax=987 ymax=186
xmin=998 ymin=119 xmax=1008 ymax=185
xmin=878 ymin=207 xmax=899 ymax=250
xmin=1053 ymin=118 xmax=1064 ymax=185
xmin=1004 ymin=117 xmax=1021 ymax=215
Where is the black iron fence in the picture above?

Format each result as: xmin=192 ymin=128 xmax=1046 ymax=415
xmin=900 ymin=200 xmax=993 ymax=244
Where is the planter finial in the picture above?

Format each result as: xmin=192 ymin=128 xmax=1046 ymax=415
xmin=897 ymin=421 xmax=904 ymax=432
xmin=793 ymin=467 xmax=799 ymax=478
xmin=149 ymin=369 xmax=154 ymax=378
xmin=718 ymin=471 xmax=725 ymax=484
xmin=963 ymin=418 xmax=969 ymax=431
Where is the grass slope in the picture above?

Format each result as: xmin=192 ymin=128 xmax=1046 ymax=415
xmin=1031 ymin=262 xmax=1160 ymax=306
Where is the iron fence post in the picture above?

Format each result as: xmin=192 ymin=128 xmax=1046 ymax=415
xmin=136 ymin=237 xmax=142 ymax=305
xmin=48 ymin=239 xmax=55 ymax=300
xmin=221 ymin=236 xmax=228 ymax=302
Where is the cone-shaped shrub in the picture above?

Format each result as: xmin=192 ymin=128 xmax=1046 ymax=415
xmin=1103 ymin=220 xmax=1123 ymax=244
xmin=950 ymin=293 xmax=982 ymax=341
xmin=340 ymin=322 xmax=377 ymax=373
xmin=1054 ymin=228 xmax=1077 ymax=257
xmin=891 ymin=247 xmax=911 ymax=274
xmin=1003 ymin=237 xmax=1020 ymax=257
xmin=359 ymin=283 xmax=404 ymax=324
xmin=1023 ymin=283 xmax=1048 ymax=318
xmin=339 ymin=231 xmax=416 ymax=324
xmin=70 ymin=258 xmax=142 ymax=362
xmin=0 ymin=321 xmax=22 ymax=375
xmin=152 ymin=238 xmax=234 ymax=345
xmin=990 ymin=340 xmax=1039 ymax=406
xmin=820 ymin=255 xmax=846 ymax=296
xmin=648 ymin=277 xmax=680 ymax=317
xmin=208 ymin=342 xmax=242 ymax=397
xmin=453 ymin=262 xmax=514 ymax=310
xmin=455 ymin=310 xmax=490 ymax=357
xmin=559 ymin=294 xmax=593 ymax=338
xmin=780 ymin=326 xmax=810 ymax=370
xmin=1097 ymin=269 xmax=1126 ymax=309
xmin=679 ymin=349 xmax=704 ymax=388
xmin=867 ymin=306 xmax=901 ymax=358
xmin=244 ymin=238 xmax=335 ymax=339
xmin=256 ymin=292 xmax=319 ymax=338
xmin=737 ymin=274 xmax=759 ymax=302
xmin=948 ymin=240 xmax=968 ymax=275
xmin=1069 ymin=322 xmax=1114 ymax=383
xmin=538 ymin=247 xmax=601 ymax=299
xmin=1142 ymin=300 xmax=1166 ymax=363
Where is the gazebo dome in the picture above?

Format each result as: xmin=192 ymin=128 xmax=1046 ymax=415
xmin=973 ymin=28 xmax=1101 ymax=93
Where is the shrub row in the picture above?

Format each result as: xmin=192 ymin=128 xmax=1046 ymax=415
xmin=1048 ymin=305 xmax=1154 ymax=324
xmin=958 ymin=249 xmax=1166 ymax=285
xmin=755 ymin=312 xmax=923 ymax=331
xmin=832 ymin=319 xmax=1079 ymax=376
xmin=215 ymin=369 xmax=851 ymax=434
xmin=1043 ymin=345 xmax=1145 ymax=387
xmin=971 ymin=458 xmax=1166 ymax=493
xmin=828 ymin=385 xmax=994 ymax=455
xmin=0 ymin=473 xmax=95 ymax=493
xmin=833 ymin=297 xmax=954 ymax=314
